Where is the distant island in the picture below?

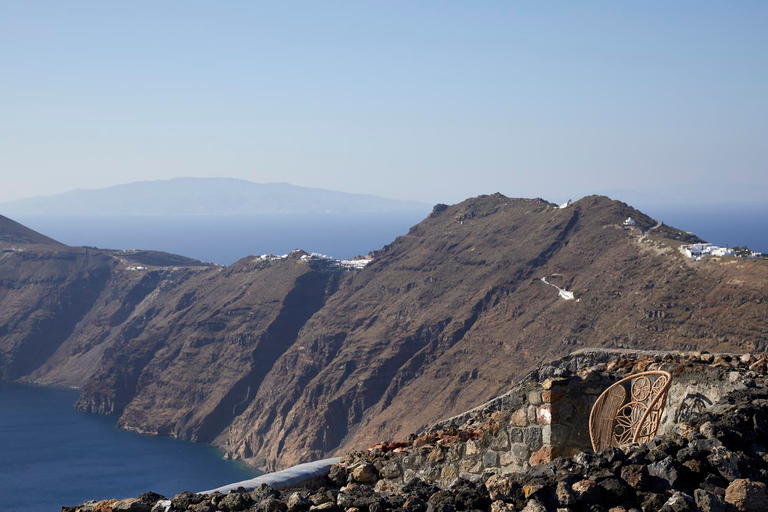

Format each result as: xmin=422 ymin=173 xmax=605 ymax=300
xmin=0 ymin=178 xmax=431 ymax=216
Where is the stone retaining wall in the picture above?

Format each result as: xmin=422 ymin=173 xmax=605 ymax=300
xmin=340 ymin=349 xmax=766 ymax=490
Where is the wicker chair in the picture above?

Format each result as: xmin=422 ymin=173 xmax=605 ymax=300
xmin=589 ymin=370 xmax=672 ymax=452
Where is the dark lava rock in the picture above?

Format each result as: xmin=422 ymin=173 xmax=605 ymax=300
xmin=219 ymin=491 xmax=251 ymax=512
xmin=171 ymin=491 xmax=205 ymax=510
xmin=250 ymin=484 xmax=282 ymax=503
xmin=335 ymin=492 xmax=354 ymax=510
xmin=403 ymin=496 xmax=427 ymax=512
xmin=521 ymin=499 xmax=547 ymax=512
xmin=693 ymin=488 xmax=727 ymax=512
xmin=707 ymin=446 xmax=743 ymax=482
xmin=620 ymin=463 xmax=650 ymax=491
xmin=309 ymin=489 xmax=336 ymax=506
xmin=647 ymin=439 xmax=680 ymax=462
xmin=659 ymin=491 xmax=697 ymax=512
xmin=638 ymin=491 xmax=667 ymax=511
xmin=453 ymin=485 xmax=490 ymax=511
xmin=594 ymin=447 xmax=624 ymax=468
xmin=328 ymin=465 xmax=348 ymax=487
xmin=681 ymin=458 xmax=705 ymax=479
xmin=337 ymin=485 xmax=386 ymax=512
xmin=648 ymin=456 xmax=682 ymax=492
xmin=596 ymin=477 xmax=631 ymax=506
xmin=137 ymin=491 xmax=165 ymax=506
xmin=254 ymin=497 xmax=289 ymax=512
xmin=189 ymin=502 xmax=216 ymax=512
xmin=403 ymin=479 xmax=441 ymax=501
xmin=427 ymin=490 xmax=456 ymax=512
xmin=384 ymin=494 xmax=405 ymax=510
xmin=571 ymin=479 xmax=600 ymax=504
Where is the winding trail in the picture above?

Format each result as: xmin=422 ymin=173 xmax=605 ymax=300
xmin=638 ymin=220 xmax=662 ymax=243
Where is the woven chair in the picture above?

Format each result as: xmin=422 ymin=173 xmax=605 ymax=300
xmin=589 ymin=370 xmax=672 ymax=452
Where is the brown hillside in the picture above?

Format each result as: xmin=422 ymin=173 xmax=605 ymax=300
xmin=0 ymin=219 xmax=213 ymax=385
xmin=76 ymin=252 xmax=343 ymax=444
xmin=218 ymin=195 xmax=767 ymax=469
xmin=0 ymin=213 xmax=62 ymax=246
xmin=1 ymin=197 xmax=766 ymax=472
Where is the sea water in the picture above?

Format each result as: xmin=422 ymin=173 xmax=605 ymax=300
xmin=11 ymin=206 xmax=766 ymax=265
xmin=0 ymin=381 xmax=259 ymax=511
xmin=11 ymin=212 xmax=430 ymax=265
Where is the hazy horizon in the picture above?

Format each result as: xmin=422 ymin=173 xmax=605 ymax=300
xmin=6 ymin=182 xmax=767 ymax=261
xmin=2 ymin=176 xmax=767 ymax=212
xmin=2 ymin=3 xmax=766 ymax=206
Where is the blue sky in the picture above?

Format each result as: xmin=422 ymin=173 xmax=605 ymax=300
xmin=1 ymin=2 xmax=766 ymax=204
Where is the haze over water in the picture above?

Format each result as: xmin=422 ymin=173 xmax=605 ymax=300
xmin=11 ymin=204 xmax=768 ymax=265
xmin=12 ymin=212 xmax=430 ymax=265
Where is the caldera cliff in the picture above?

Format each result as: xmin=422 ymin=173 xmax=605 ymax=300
xmin=1 ymin=195 xmax=766 ymax=471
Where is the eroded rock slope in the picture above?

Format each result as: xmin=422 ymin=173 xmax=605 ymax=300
xmin=218 ymin=195 xmax=768 ymax=469
xmin=2 ymin=195 xmax=767 ymax=472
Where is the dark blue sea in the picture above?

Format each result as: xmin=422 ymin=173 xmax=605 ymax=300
xmin=10 ymin=206 xmax=765 ymax=265
xmin=646 ymin=204 xmax=768 ymax=254
xmin=1 ymin=205 xmax=764 ymax=511
xmin=0 ymin=213 xmax=430 ymax=510
xmin=0 ymin=381 xmax=259 ymax=511
xmin=11 ymin=212 xmax=431 ymax=265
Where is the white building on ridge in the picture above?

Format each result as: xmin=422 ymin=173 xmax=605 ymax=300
xmin=682 ymin=243 xmax=734 ymax=261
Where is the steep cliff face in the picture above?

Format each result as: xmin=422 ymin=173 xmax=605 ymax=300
xmin=2 ymin=196 xmax=767 ymax=472
xmin=0 ymin=216 xmax=212 ymax=387
xmin=76 ymin=252 xmax=343 ymax=443
xmin=219 ymin=195 xmax=768 ymax=469
xmin=0 ymin=247 xmax=113 ymax=381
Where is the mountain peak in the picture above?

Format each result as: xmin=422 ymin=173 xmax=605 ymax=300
xmin=0 ymin=214 xmax=63 ymax=246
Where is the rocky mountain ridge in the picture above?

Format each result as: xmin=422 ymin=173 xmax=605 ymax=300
xmin=1 ymin=195 xmax=767 ymax=471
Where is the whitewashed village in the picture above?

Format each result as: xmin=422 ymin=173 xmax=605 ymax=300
xmin=622 ymin=216 xmax=764 ymax=261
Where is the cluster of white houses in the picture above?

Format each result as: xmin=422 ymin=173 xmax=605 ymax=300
xmin=619 ymin=215 xmax=763 ymax=262
xmin=681 ymin=243 xmax=764 ymax=261
xmin=682 ymin=243 xmax=734 ymax=261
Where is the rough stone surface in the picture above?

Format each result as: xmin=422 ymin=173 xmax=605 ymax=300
xmin=620 ymin=464 xmax=650 ymax=491
xmin=112 ymin=499 xmax=151 ymax=512
xmin=66 ymin=350 xmax=768 ymax=512
xmin=648 ymin=456 xmax=682 ymax=492
xmin=659 ymin=491 xmax=696 ymax=512
xmin=694 ymin=489 xmax=726 ymax=512
xmin=350 ymin=463 xmax=379 ymax=484
xmin=287 ymin=492 xmax=311 ymax=512
xmin=725 ymin=479 xmax=768 ymax=512
xmin=328 ymin=465 xmax=348 ymax=487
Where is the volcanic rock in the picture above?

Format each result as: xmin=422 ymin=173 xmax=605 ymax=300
xmin=4 ymin=195 xmax=768 ymax=471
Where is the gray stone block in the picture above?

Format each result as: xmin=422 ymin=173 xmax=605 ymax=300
xmin=524 ymin=427 xmax=543 ymax=451
xmin=511 ymin=443 xmax=530 ymax=461
xmin=483 ymin=450 xmax=499 ymax=467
